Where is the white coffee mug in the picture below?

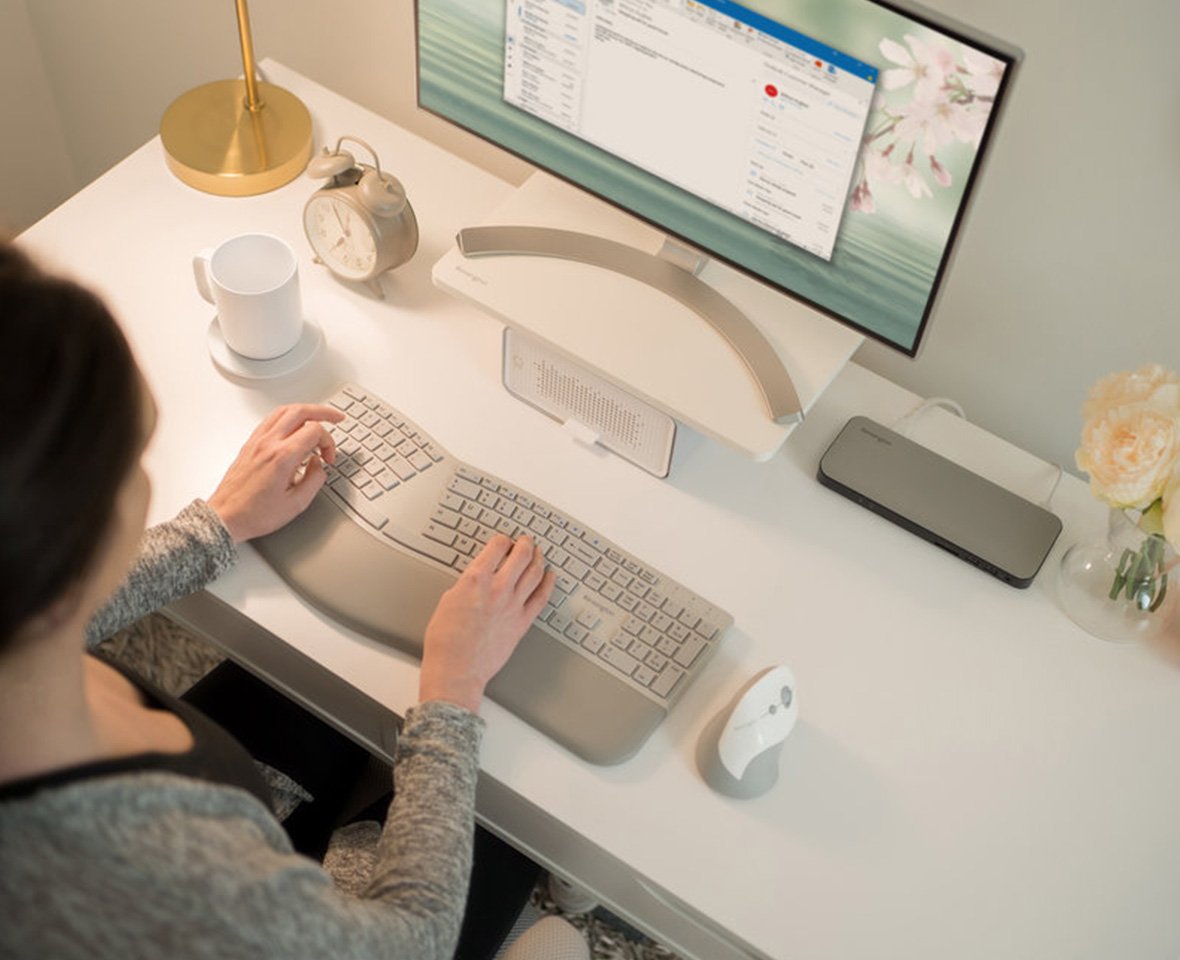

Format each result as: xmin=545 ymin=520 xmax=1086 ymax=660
xmin=193 ymin=233 xmax=303 ymax=360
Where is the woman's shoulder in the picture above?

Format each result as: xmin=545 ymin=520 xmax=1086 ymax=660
xmin=0 ymin=769 xmax=283 ymax=842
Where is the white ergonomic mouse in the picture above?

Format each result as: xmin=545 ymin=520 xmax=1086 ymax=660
xmin=696 ymin=666 xmax=798 ymax=799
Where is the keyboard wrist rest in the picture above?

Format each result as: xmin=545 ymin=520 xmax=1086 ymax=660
xmin=255 ymin=494 xmax=666 ymax=764
xmin=254 ymin=493 xmax=452 ymax=653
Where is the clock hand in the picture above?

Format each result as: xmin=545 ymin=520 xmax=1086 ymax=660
xmin=332 ymin=205 xmax=351 ymax=238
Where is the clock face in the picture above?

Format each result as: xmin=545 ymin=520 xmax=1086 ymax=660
xmin=303 ymin=193 xmax=379 ymax=280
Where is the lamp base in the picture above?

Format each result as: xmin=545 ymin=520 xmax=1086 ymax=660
xmin=160 ymin=79 xmax=313 ymax=196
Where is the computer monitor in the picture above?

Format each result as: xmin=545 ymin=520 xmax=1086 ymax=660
xmin=416 ymin=0 xmax=1020 ymax=360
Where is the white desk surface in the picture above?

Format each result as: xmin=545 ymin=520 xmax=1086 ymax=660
xmin=21 ymin=63 xmax=1180 ymax=960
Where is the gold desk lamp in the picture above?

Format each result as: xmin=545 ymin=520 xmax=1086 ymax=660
xmin=160 ymin=0 xmax=312 ymax=196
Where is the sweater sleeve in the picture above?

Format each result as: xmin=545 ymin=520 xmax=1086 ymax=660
xmin=0 ymin=701 xmax=487 ymax=960
xmin=85 ymin=499 xmax=237 ymax=646
xmin=361 ymin=700 xmax=485 ymax=953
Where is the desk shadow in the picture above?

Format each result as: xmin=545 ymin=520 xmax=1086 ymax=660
xmin=216 ymin=340 xmax=358 ymax=415
xmin=763 ymin=723 xmax=908 ymax=854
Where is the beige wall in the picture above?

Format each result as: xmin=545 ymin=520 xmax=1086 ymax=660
xmin=4 ymin=0 xmax=1179 ymax=474
xmin=0 ymin=0 xmax=77 ymax=234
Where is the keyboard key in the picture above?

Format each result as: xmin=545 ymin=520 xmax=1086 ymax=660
xmin=599 ymin=645 xmax=639 ymax=677
xmin=328 ymin=479 xmax=387 ymax=530
xmin=451 ymin=476 xmax=480 ymax=499
xmin=424 ymin=522 xmax=457 ymax=547
xmin=565 ymin=539 xmax=599 ymax=566
xmin=628 ymin=638 xmax=655 ymax=663
xmin=575 ymin=609 xmax=601 ymax=630
xmin=662 ymin=599 xmax=685 ymax=620
xmin=433 ymin=507 xmax=461 ymax=528
xmin=651 ymin=665 xmax=684 ymax=698
xmin=634 ymin=665 xmax=658 ymax=687
xmin=389 ymin=458 xmax=417 ymax=481
xmin=390 ymin=532 xmax=457 ymax=567
xmin=673 ymin=635 xmax=706 ymax=668
xmin=695 ymin=622 xmax=719 ymax=641
xmin=409 ymin=451 xmax=433 ymax=471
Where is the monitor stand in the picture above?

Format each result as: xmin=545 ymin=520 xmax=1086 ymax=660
xmin=457 ymin=225 xmax=804 ymax=426
xmin=432 ymin=171 xmax=862 ymax=462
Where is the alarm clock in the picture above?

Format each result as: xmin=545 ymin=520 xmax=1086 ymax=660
xmin=303 ymin=135 xmax=418 ymax=298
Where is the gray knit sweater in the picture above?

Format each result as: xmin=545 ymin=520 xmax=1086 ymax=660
xmin=0 ymin=501 xmax=485 ymax=960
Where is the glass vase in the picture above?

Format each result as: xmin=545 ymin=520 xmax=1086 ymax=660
xmin=1058 ymin=507 xmax=1178 ymax=643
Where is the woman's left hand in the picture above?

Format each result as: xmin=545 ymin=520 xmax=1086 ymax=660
xmin=208 ymin=404 xmax=345 ymax=543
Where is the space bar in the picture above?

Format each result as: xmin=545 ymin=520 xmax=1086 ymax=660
xmin=381 ymin=527 xmax=461 ymax=567
xmin=328 ymin=481 xmax=388 ymax=530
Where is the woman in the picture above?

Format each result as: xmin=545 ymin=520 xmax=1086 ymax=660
xmin=0 ymin=241 xmax=565 ymax=959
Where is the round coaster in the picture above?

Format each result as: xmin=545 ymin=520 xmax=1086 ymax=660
xmin=207 ymin=317 xmax=323 ymax=381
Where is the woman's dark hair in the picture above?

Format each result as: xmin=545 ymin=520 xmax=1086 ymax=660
xmin=0 ymin=243 xmax=143 ymax=645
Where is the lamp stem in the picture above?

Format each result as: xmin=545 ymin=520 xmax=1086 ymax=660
xmin=235 ymin=0 xmax=262 ymax=111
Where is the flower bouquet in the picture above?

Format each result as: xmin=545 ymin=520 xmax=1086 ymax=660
xmin=1061 ymin=365 xmax=1180 ymax=640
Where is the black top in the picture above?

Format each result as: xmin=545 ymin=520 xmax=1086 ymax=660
xmin=0 ymin=654 xmax=270 ymax=806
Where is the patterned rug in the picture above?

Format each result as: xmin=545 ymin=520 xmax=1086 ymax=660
xmin=96 ymin=613 xmax=684 ymax=960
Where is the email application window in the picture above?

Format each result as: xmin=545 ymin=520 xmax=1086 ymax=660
xmin=503 ymin=0 xmax=878 ymax=260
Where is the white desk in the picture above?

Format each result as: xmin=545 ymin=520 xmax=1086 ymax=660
xmin=21 ymin=63 xmax=1180 ymax=960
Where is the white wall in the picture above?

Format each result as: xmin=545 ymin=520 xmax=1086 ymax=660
xmin=3 ymin=0 xmax=1178 ymax=474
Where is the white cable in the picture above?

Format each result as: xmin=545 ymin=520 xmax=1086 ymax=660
xmin=892 ymin=396 xmax=966 ymax=436
xmin=1039 ymin=462 xmax=1065 ymax=508
xmin=891 ymin=396 xmax=1065 ymax=508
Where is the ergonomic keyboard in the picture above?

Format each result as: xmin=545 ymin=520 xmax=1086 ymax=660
xmin=254 ymin=383 xmax=732 ymax=764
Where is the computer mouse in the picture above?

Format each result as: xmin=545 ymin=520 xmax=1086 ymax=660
xmin=696 ymin=665 xmax=797 ymax=799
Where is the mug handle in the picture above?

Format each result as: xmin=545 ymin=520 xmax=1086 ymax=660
xmin=192 ymin=249 xmax=216 ymax=305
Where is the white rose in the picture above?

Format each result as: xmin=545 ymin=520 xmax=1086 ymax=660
xmin=1083 ymin=364 xmax=1180 ymax=421
xmin=1075 ymin=402 xmax=1180 ymax=510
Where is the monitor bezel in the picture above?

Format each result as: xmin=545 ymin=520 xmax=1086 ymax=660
xmin=414 ymin=0 xmax=1023 ymax=358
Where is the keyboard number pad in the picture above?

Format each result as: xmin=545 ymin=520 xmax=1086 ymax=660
xmin=433 ymin=467 xmax=727 ymax=704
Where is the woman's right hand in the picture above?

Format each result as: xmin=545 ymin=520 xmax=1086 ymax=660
xmin=419 ymin=534 xmax=555 ymax=713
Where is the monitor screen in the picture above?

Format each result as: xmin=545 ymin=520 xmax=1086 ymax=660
xmin=416 ymin=0 xmax=1019 ymax=356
